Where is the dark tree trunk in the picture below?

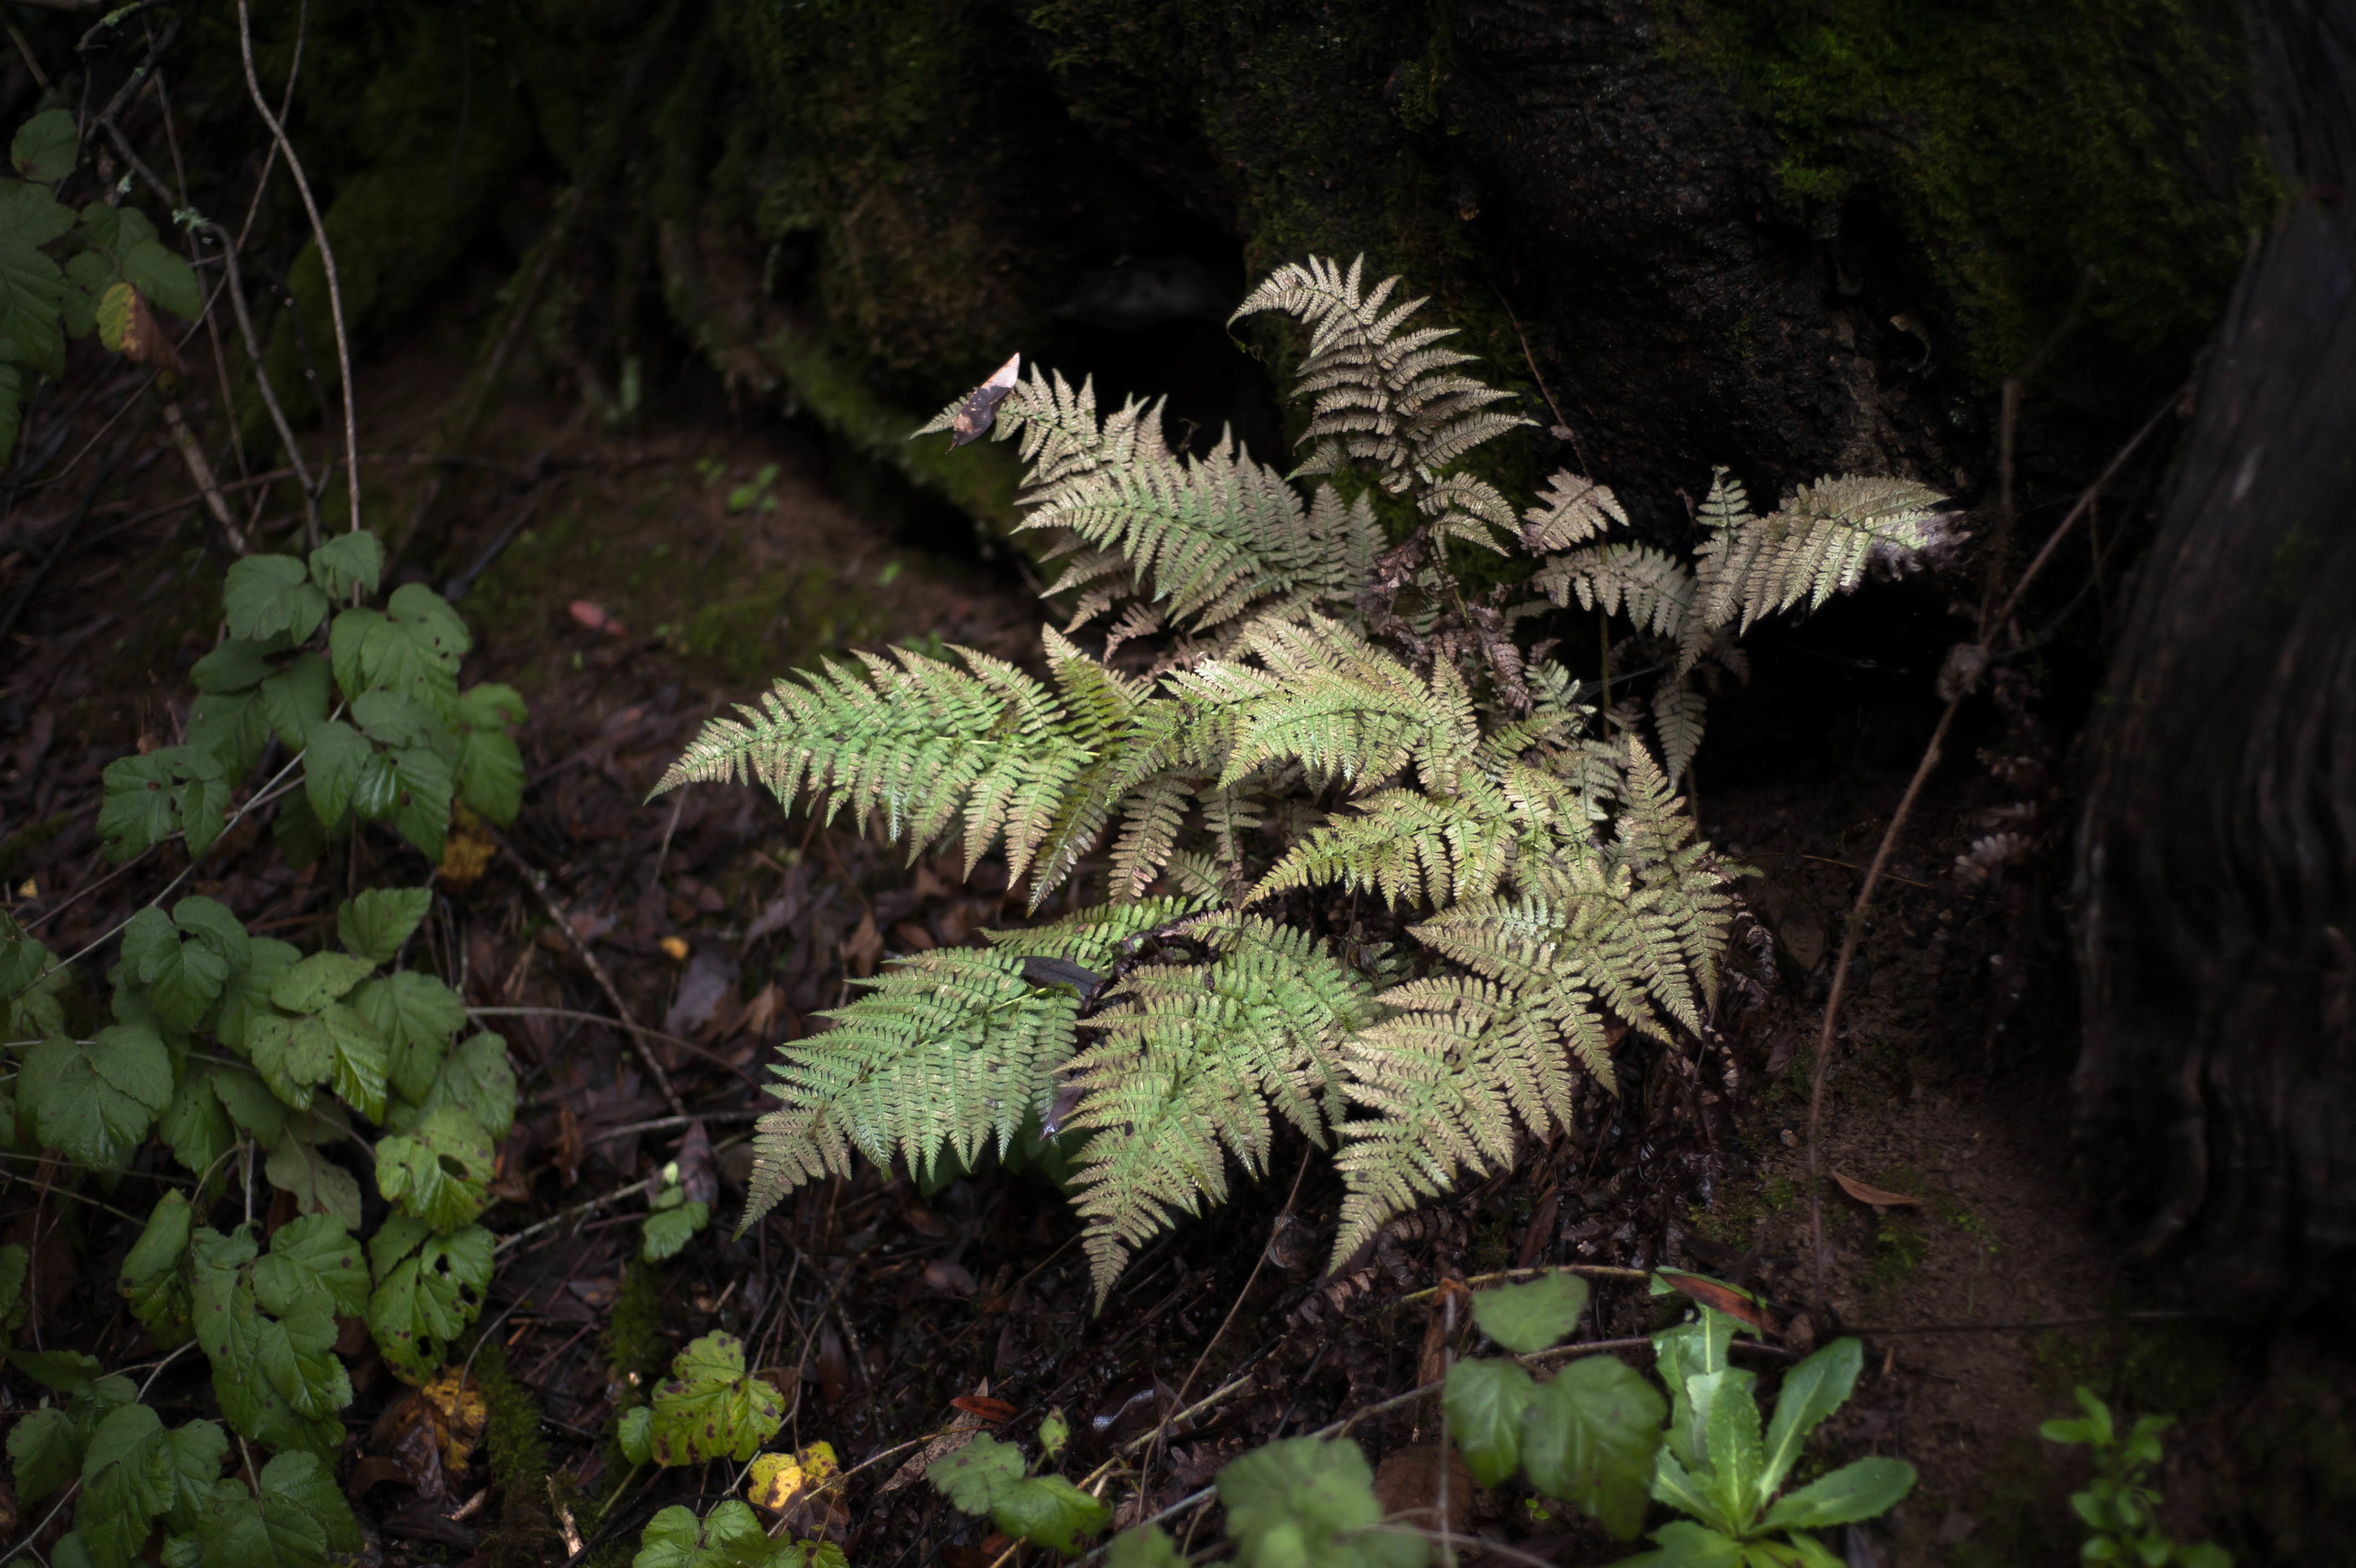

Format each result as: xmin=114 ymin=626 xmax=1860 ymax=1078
xmin=2074 ymin=0 xmax=2356 ymax=1317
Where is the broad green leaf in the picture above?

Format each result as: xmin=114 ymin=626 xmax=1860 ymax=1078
xmin=387 ymin=744 xmax=456 ymax=859
xmin=1758 ymin=1457 xmax=1916 ymax=1531
xmin=642 ymin=1186 xmax=709 ymax=1262
xmin=79 ymin=1404 xmax=178 ymax=1568
xmin=330 ymin=583 xmax=468 ymax=701
xmin=990 ymin=1473 xmax=1112 ymax=1553
xmin=222 ymin=555 xmax=328 ymax=644
xmin=394 ymin=1030 xmax=515 ymax=1140
xmin=337 ymin=886 xmax=432 ymax=965
xmin=249 ymin=1003 xmax=385 ymax=1119
xmin=1470 ymin=1271 xmax=1589 ymax=1354
xmin=121 ymin=1190 xmax=196 ymax=1342
xmin=186 ymin=687 xmax=271 ymax=777
xmin=301 ymin=718 xmax=368 ymax=827
xmin=208 ymin=1066 xmax=287 ymax=1145
xmin=189 ymin=639 xmax=279 ymax=694
xmin=98 ymin=747 xmax=229 ymax=862
xmin=1 ymin=926 xmax=66 ymax=1040
xmin=8 ymin=1348 xmax=105 ymax=1391
xmin=455 ymin=683 xmax=527 ymax=825
xmin=94 ymin=280 xmax=139 ymax=352
xmin=376 ymin=1108 xmax=491 ymax=1231
xmin=617 ymin=1406 xmax=655 ymax=1465
xmin=9 ymin=110 xmax=76 ymax=185
xmin=358 ymin=1215 xmax=483 ymax=1375
xmin=188 ymin=1451 xmax=362 ymax=1568
xmin=259 ymin=654 xmax=333 ymax=750
xmin=1654 ymin=1308 xmax=1742 ymax=1466
xmin=264 ymin=1129 xmax=364 ymax=1230
xmin=1617 ymin=1519 xmax=1747 ymax=1567
xmin=352 ymin=687 xmax=437 ymax=749
xmin=157 ymin=1070 xmax=234 ymax=1181
xmin=270 ymin=951 xmax=378 ymax=1014
xmin=273 ymin=789 xmax=328 ymax=867
xmin=1218 ymin=1437 xmax=1425 ymax=1568
xmin=188 ymin=1225 xmax=350 ymax=1453
xmin=1517 ymin=1355 xmax=1665 ymax=1541
xmin=308 ymin=531 xmax=383 ymax=598
xmin=645 ymin=1332 xmax=785 ymax=1464
xmin=1693 ymin=1368 xmax=1766 ymax=1531
xmin=1442 ymin=1357 xmax=1534 ymax=1486
xmin=631 ymin=1500 xmax=795 ymax=1568
xmin=1759 ymin=1339 xmax=1861 ymax=1496
xmin=152 ymin=1421 xmax=230 ymax=1535
xmin=121 ymin=239 xmax=198 ymax=322
xmin=253 ymin=1215 xmax=369 ymax=1317
xmin=0 ymin=179 xmax=72 ymax=244
xmin=21 ymin=1023 xmax=172 ymax=1168
xmin=352 ymin=970 xmax=464 ymax=1102
xmin=0 ymin=234 xmax=65 ymax=377
xmin=9 ymin=1406 xmax=88 ymax=1503
xmin=117 ymin=906 xmax=224 ymax=1033
xmin=1107 ymin=1527 xmax=1186 ymax=1568
xmin=216 ymin=937 xmax=300 ymax=1053
xmin=0 ymin=1241 xmax=25 ymax=1331
xmin=927 ymin=1433 xmax=1023 ymax=1512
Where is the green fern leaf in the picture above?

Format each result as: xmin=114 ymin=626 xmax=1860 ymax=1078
xmin=1531 ymin=543 xmax=1694 ymax=640
xmin=1520 ymin=472 xmax=1628 ymax=552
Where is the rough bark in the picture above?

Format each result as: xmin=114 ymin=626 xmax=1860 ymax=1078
xmin=2074 ymin=0 xmax=2356 ymax=1317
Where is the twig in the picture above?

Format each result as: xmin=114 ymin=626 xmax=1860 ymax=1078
xmin=161 ymin=400 xmax=245 ymax=553
xmin=494 ymin=847 xmax=686 ymax=1118
xmin=466 ymin=1004 xmax=758 ymax=1087
xmin=7 ymin=22 xmax=52 ymax=90
xmin=1802 ymin=378 xmax=2191 ymax=1316
xmin=236 ymin=0 xmax=358 ymax=532
xmin=493 ymin=1173 xmax=659 ymax=1255
xmin=583 ymin=1109 xmax=764 ymax=1145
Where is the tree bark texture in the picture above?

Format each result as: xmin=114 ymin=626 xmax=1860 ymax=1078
xmin=2074 ymin=0 xmax=2356 ymax=1318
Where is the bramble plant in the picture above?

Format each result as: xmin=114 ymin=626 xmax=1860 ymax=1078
xmin=0 ymin=520 xmax=529 ymax=1568
xmin=921 ymin=1269 xmax=1913 ymax=1563
xmin=662 ymin=254 xmax=1948 ymax=1298
xmin=2041 ymin=1387 xmax=2230 ymax=1568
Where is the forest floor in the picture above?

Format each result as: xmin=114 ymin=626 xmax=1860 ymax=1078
xmin=2 ymin=335 xmax=2348 ymax=1568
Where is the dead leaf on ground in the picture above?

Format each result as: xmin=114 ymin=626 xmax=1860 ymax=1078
xmin=949 ymin=1396 xmax=1015 ymax=1425
xmin=1655 ymin=1269 xmax=1770 ymax=1331
xmin=880 ymin=1380 xmax=995 ymax=1493
xmin=748 ymin=1443 xmax=847 ymax=1540
xmin=440 ymin=804 xmax=496 ymax=891
xmin=841 ymin=909 xmax=882 ymax=977
xmin=924 ymin=1259 xmax=978 ymax=1297
xmin=1833 ymin=1172 xmax=1923 ymax=1210
xmin=569 ymin=600 xmax=627 ymax=636
xmin=1372 ymin=1445 xmax=1473 ymax=1535
xmin=738 ymin=982 xmax=786 ymax=1040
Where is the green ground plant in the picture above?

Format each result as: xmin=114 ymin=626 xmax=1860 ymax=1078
xmin=912 ymin=1268 xmax=1913 ymax=1563
xmin=662 ymin=254 xmax=1947 ymax=1298
xmin=0 ymin=523 xmax=529 ymax=1568
xmin=2041 ymin=1388 xmax=2229 ymax=1567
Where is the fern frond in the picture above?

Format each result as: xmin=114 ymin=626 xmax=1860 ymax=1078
xmin=1421 ymin=474 xmax=1516 ymax=555
xmin=1519 ymin=471 xmax=1629 ymax=552
xmin=1531 ymin=543 xmax=1695 ymax=640
xmin=745 ymin=948 xmax=1080 ymax=1222
xmin=1651 ymin=679 xmax=1707 ymax=785
xmin=986 ymin=893 xmax=1216 ymax=967
xmin=1063 ymin=917 xmax=1376 ymax=1298
xmin=1171 ymin=613 xmax=1481 ymax=793
xmin=1691 ymin=471 xmax=1947 ymax=642
xmin=655 ymin=644 xmax=1095 ymax=890
xmin=1250 ymin=781 xmax=1514 ymax=910
xmin=1232 ymin=254 xmax=1528 ymax=489
xmin=1332 ymin=973 xmax=1598 ymax=1261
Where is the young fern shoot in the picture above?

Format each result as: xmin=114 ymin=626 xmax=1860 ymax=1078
xmin=659 ymin=255 xmax=1949 ymax=1300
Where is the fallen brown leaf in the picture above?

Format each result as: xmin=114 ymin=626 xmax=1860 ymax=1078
xmin=1833 ymin=1172 xmax=1923 ymax=1210
xmin=1655 ymin=1269 xmax=1770 ymax=1331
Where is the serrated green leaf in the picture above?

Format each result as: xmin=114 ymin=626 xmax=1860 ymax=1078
xmin=927 ymin=1432 xmax=1024 ymax=1512
xmin=455 ymin=683 xmax=527 ymax=825
xmin=645 ymin=1332 xmax=784 ymax=1465
xmin=94 ymin=280 xmax=139 ymax=353
xmin=1619 ymin=1519 xmax=1746 ymax=1567
xmin=186 ymin=686 xmax=271 ymax=777
xmin=121 ymin=1190 xmax=195 ymax=1342
xmin=1758 ymin=1457 xmax=1915 ymax=1532
xmin=375 ymin=1107 xmax=491 ymax=1231
xmin=352 ymin=971 xmax=463 ymax=1103
xmin=337 ymin=886 xmax=432 ymax=965
xmin=395 ymin=1030 xmax=515 ymax=1139
xmin=270 ymin=951 xmax=378 ymax=1014
xmin=2 ymin=927 xmax=66 ymax=1040
xmin=300 ymin=718 xmax=368 ymax=828
xmin=0 ymin=179 xmax=73 ymax=244
xmin=254 ymin=1214 xmax=369 ymax=1317
xmin=263 ymin=1129 xmax=364 ymax=1230
xmin=992 ymin=1473 xmax=1113 ymax=1554
xmin=157 ymin=1069 xmax=235 ymax=1180
xmin=1471 ymin=1272 xmax=1588 ymax=1354
xmin=352 ymin=686 xmax=438 ymax=749
xmin=617 ymin=1406 xmax=655 ymax=1466
xmin=98 ymin=748 xmax=228 ymax=862
xmin=307 ymin=531 xmax=382 ymax=599
xmin=10 ymin=111 xmax=77 ymax=185
xmin=641 ymin=1189 xmax=709 ymax=1262
xmin=1442 ymin=1357 xmax=1534 ymax=1487
xmin=388 ymin=744 xmax=455 ymax=859
xmin=329 ymin=584 xmax=468 ymax=701
xmin=1218 ymin=1437 xmax=1425 ymax=1568
xmin=249 ymin=1002 xmax=384 ymax=1119
xmin=1759 ymin=1339 xmax=1860 ymax=1497
xmin=1518 ymin=1355 xmax=1664 ymax=1541
xmin=188 ymin=1225 xmax=350 ymax=1454
xmin=189 ymin=639 xmax=279 ymax=694
xmin=188 ymin=1451 xmax=362 ymax=1568
xmin=21 ymin=1023 xmax=172 ymax=1168
xmin=222 ymin=555 xmax=328 ymax=645
xmin=366 ymin=1223 xmax=491 ymax=1383
xmin=122 ymin=241 xmax=198 ymax=321
xmin=631 ymin=1501 xmax=798 ymax=1568
xmin=208 ymin=1066 xmax=287 ymax=1145
xmin=1693 ymin=1368 xmax=1766 ymax=1530
xmin=0 ymin=234 xmax=65 ymax=377
xmin=259 ymin=654 xmax=333 ymax=750
xmin=79 ymin=1403 xmax=175 ymax=1568
xmin=9 ymin=1406 xmax=87 ymax=1504
xmin=1106 ymin=1526 xmax=1186 ymax=1568
xmin=215 ymin=938 xmax=299 ymax=1054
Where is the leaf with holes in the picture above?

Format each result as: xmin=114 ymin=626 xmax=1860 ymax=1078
xmin=375 ymin=1108 xmax=492 ymax=1232
xmin=394 ymin=1031 xmax=515 ymax=1141
xmin=367 ymin=1219 xmax=493 ymax=1383
xmin=645 ymin=1333 xmax=784 ymax=1465
xmin=330 ymin=583 xmax=468 ymax=701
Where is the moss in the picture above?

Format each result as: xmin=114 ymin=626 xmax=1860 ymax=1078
xmin=470 ymin=1340 xmax=564 ymax=1568
xmin=1859 ymin=1212 xmax=1929 ymax=1297
xmin=1662 ymin=0 xmax=2280 ymax=402
xmin=603 ymin=1259 xmax=671 ymax=1396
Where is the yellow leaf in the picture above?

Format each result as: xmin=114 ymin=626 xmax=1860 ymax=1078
xmin=661 ymin=936 xmax=691 ymax=962
xmin=749 ymin=1442 xmax=841 ymax=1513
xmin=439 ymin=803 xmax=496 ymax=891
xmin=421 ymin=1366 xmax=489 ymax=1471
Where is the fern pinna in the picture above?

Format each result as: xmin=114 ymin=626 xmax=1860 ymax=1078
xmin=660 ymin=254 xmax=1948 ymax=1298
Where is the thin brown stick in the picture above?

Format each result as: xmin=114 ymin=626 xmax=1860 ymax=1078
xmin=161 ymin=400 xmax=244 ymax=552
xmin=466 ymin=1004 xmax=760 ymax=1086
xmin=1802 ymin=378 xmax=2189 ymax=1316
xmin=494 ymin=846 xmax=686 ymax=1118
xmin=236 ymin=0 xmax=358 ymax=532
